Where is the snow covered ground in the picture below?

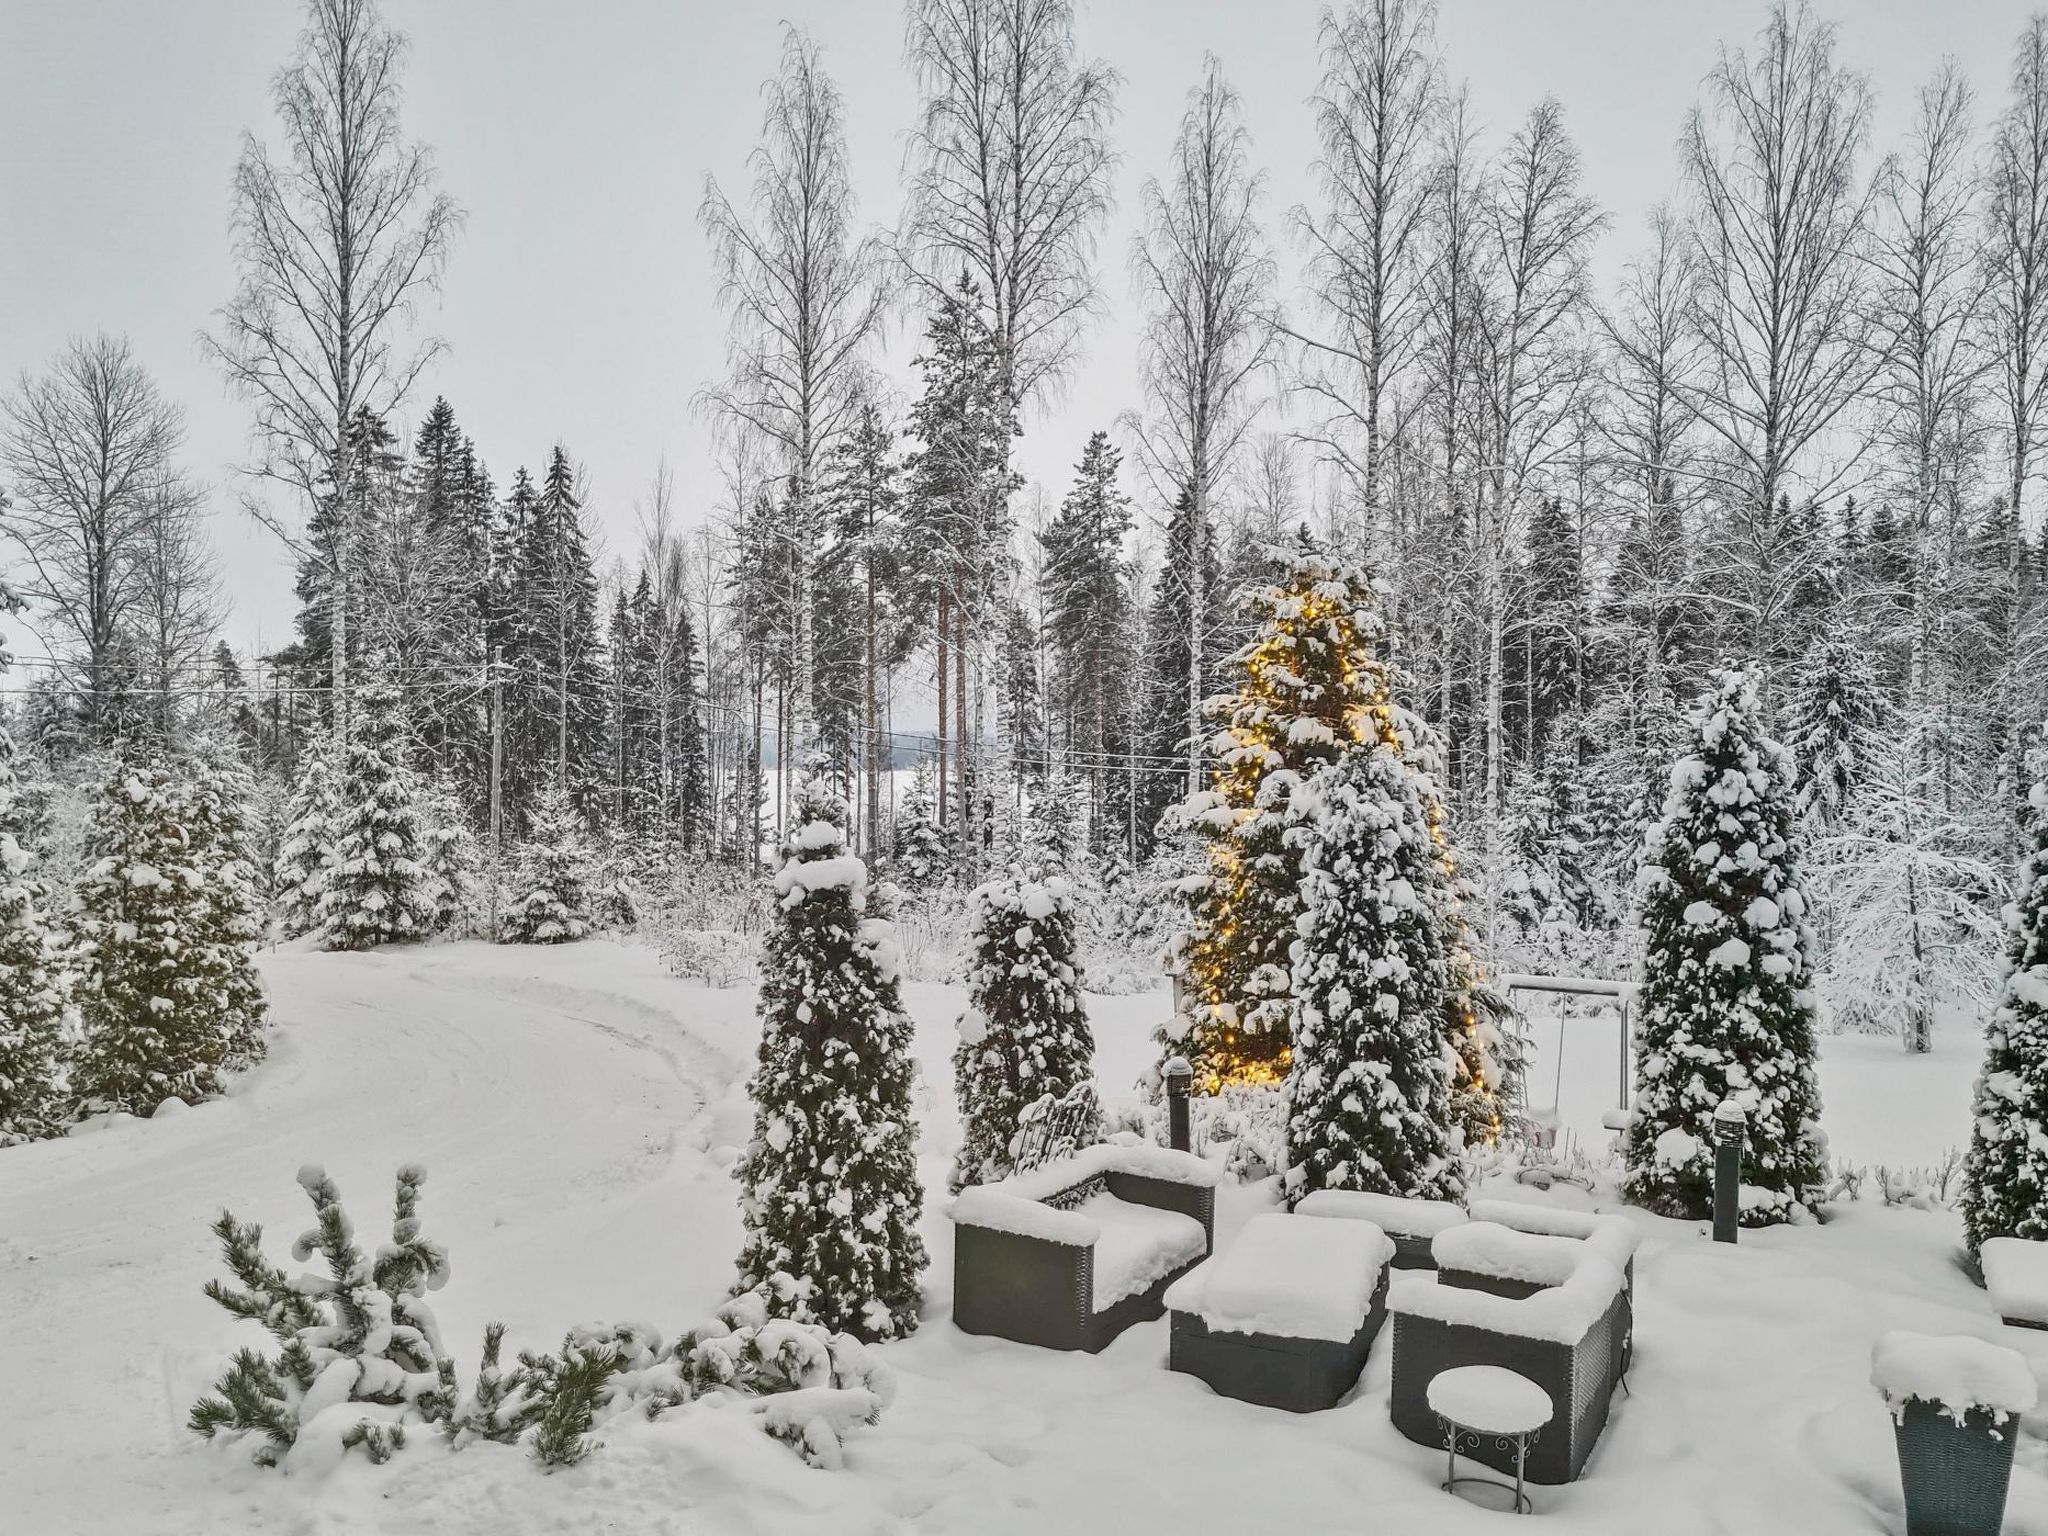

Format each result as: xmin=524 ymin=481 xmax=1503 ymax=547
xmin=0 ymin=938 xmax=2042 ymax=1534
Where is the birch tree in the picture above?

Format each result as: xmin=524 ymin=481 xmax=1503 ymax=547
xmin=1130 ymin=58 xmax=1277 ymax=793
xmin=203 ymin=0 xmax=459 ymax=742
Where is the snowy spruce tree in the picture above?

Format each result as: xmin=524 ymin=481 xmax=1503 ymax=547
xmin=71 ymin=751 xmax=249 ymax=1115
xmin=419 ymin=775 xmax=483 ymax=937
xmin=275 ymin=744 xmax=338 ymax=939
xmin=735 ymin=778 xmax=925 ymax=1341
xmin=0 ymin=728 xmax=69 ymax=1144
xmin=1622 ymin=669 xmax=1824 ymax=1224
xmin=500 ymin=782 xmax=592 ymax=944
xmin=951 ymin=868 xmax=1094 ymax=1191
xmin=1286 ymin=729 xmax=1462 ymax=1203
xmin=319 ymin=684 xmax=439 ymax=950
xmin=1962 ymin=736 xmax=2048 ymax=1252
xmin=182 ymin=737 xmax=271 ymax=1071
xmin=1171 ymin=532 xmax=1391 ymax=1088
xmin=889 ymin=759 xmax=950 ymax=895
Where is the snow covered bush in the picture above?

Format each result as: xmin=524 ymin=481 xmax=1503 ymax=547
xmin=0 ymin=726 xmax=69 ymax=1144
xmin=663 ymin=927 xmax=761 ymax=987
xmin=951 ymin=868 xmax=1095 ymax=1190
xmin=1285 ymin=731 xmax=1463 ymax=1204
xmin=1962 ymin=746 xmax=2048 ymax=1253
xmin=69 ymin=748 xmax=268 ymax=1116
xmin=319 ymin=684 xmax=440 ymax=950
xmin=274 ymin=745 xmax=338 ymax=940
xmin=1622 ymin=669 xmax=1824 ymax=1224
xmin=500 ymin=783 xmax=593 ymax=944
xmin=189 ymin=1164 xmax=456 ymax=1469
xmin=735 ymin=777 xmax=925 ymax=1341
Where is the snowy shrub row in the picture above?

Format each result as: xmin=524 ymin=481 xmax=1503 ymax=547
xmin=189 ymin=1164 xmax=894 ymax=1475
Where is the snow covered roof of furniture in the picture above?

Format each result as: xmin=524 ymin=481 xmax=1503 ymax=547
xmin=1079 ymin=1194 xmax=1207 ymax=1311
xmin=1163 ymin=1212 xmax=1394 ymax=1342
xmin=1980 ymin=1238 xmax=2048 ymax=1327
xmin=1426 ymin=1364 xmax=1554 ymax=1435
xmin=1870 ymin=1331 xmax=2038 ymax=1419
xmin=1388 ymin=1254 xmax=1626 ymax=1346
xmin=1296 ymin=1188 xmax=1467 ymax=1238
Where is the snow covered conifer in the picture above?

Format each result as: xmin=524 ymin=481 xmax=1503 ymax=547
xmin=500 ymin=782 xmax=592 ymax=944
xmin=735 ymin=778 xmax=925 ymax=1340
xmin=275 ymin=745 xmax=338 ymax=939
xmin=1623 ymin=669 xmax=1823 ymax=1224
xmin=1962 ymin=734 xmax=2048 ymax=1252
xmin=182 ymin=736 xmax=271 ymax=1070
xmin=319 ymin=684 xmax=439 ymax=950
xmin=890 ymin=758 xmax=950 ymax=894
xmin=0 ymin=728 xmax=69 ymax=1143
xmin=1172 ymin=532 xmax=1391 ymax=1088
xmin=951 ymin=869 xmax=1094 ymax=1190
xmin=419 ymin=775 xmax=483 ymax=937
xmin=1286 ymin=730 xmax=1462 ymax=1203
xmin=1786 ymin=636 xmax=1884 ymax=834
xmin=71 ymin=750 xmax=239 ymax=1115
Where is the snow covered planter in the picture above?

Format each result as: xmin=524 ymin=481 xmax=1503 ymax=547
xmin=1386 ymin=1220 xmax=1634 ymax=1484
xmin=1872 ymin=1331 xmax=2036 ymax=1536
xmin=1165 ymin=1211 xmax=1394 ymax=1412
xmin=950 ymin=1142 xmax=1218 ymax=1352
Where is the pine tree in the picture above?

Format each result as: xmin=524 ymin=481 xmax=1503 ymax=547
xmin=0 ymin=727 xmax=68 ymax=1144
xmin=274 ymin=745 xmax=338 ymax=939
xmin=1623 ymin=669 xmax=1824 ymax=1224
xmin=889 ymin=759 xmax=951 ymax=894
xmin=1135 ymin=487 xmax=1226 ymax=856
xmin=1170 ymin=531 xmax=1391 ymax=1088
xmin=500 ymin=782 xmax=592 ymax=945
xmin=183 ymin=735 xmax=271 ymax=1070
xmin=736 ymin=779 xmax=925 ymax=1340
xmin=1962 ymin=732 xmax=2048 ymax=1251
xmin=951 ymin=869 xmax=1094 ymax=1190
xmin=318 ymin=684 xmax=439 ymax=951
xmin=419 ymin=774 xmax=483 ymax=937
xmin=1786 ymin=635 xmax=1886 ymax=834
xmin=1286 ymin=728 xmax=1463 ymax=1203
xmin=71 ymin=750 xmax=246 ymax=1115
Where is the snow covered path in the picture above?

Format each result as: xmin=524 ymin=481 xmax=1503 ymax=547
xmin=2 ymin=938 xmax=2046 ymax=1534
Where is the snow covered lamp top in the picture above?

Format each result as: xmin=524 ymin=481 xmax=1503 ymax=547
xmin=1712 ymin=1097 xmax=1747 ymax=1147
xmin=1870 ymin=1331 xmax=2038 ymax=1425
xmin=1163 ymin=1055 xmax=1193 ymax=1097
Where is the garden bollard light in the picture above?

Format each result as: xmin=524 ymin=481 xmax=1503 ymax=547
xmin=1713 ymin=1098 xmax=1746 ymax=1245
xmin=1165 ymin=1055 xmax=1193 ymax=1153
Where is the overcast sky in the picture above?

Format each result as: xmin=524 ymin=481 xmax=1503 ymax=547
xmin=0 ymin=0 xmax=2033 ymax=662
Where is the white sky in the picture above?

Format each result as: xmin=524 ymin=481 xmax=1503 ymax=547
xmin=0 ymin=0 xmax=2032 ymax=662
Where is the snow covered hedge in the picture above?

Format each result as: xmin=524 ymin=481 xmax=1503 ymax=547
xmin=189 ymin=1165 xmax=894 ymax=1475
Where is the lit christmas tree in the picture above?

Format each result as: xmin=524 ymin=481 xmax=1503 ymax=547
xmin=1168 ymin=532 xmax=1392 ymax=1089
xmin=735 ymin=778 xmax=925 ymax=1340
xmin=1622 ymin=669 xmax=1824 ymax=1223
xmin=951 ymin=868 xmax=1094 ymax=1190
xmin=1962 ymin=728 xmax=2048 ymax=1252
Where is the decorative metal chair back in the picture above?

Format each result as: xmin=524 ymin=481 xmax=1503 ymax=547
xmin=1010 ymin=1080 xmax=1102 ymax=1175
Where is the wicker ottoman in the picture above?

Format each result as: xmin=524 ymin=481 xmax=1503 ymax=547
xmin=1166 ymin=1212 xmax=1395 ymax=1412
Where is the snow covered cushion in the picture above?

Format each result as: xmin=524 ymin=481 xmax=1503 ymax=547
xmin=1296 ymin=1189 xmax=1468 ymax=1239
xmin=1434 ymin=1223 xmax=1586 ymax=1288
xmin=1164 ymin=1213 xmax=1394 ymax=1343
xmin=1389 ymin=1255 xmax=1626 ymax=1347
xmin=1980 ymin=1238 xmax=2048 ymax=1327
xmin=1427 ymin=1364 xmax=1554 ymax=1435
xmin=1081 ymin=1194 xmax=1207 ymax=1311
xmin=947 ymin=1141 xmax=1221 ymax=1246
xmin=1871 ymin=1330 xmax=2038 ymax=1420
xmin=1467 ymin=1200 xmax=1600 ymax=1240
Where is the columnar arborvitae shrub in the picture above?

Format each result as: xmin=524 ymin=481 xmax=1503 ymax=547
xmin=319 ymin=684 xmax=439 ymax=950
xmin=275 ymin=745 xmax=338 ymax=939
xmin=1962 ymin=736 xmax=2048 ymax=1252
xmin=190 ymin=1164 xmax=456 ymax=1468
xmin=500 ymin=783 xmax=593 ymax=944
xmin=1171 ymin=532 xmax=1392 ymax=1089
xmin=1286 ymin=729 xmax=1463 ymax=1203
xmin=1622 ymin=669 xmax=1824 ymax=1224
xmin=951 ymin=869 xmax=1094 ymax=1190
xmin=735 ymin=779 xmax=925 ymax=1340
xmin=183 ymin=737 xmax=271 ymax=1070
xmin=0 ymin=729 xmax=69 ymax=1144
xmin=71 ymin=752 xmax=237 ymax=1114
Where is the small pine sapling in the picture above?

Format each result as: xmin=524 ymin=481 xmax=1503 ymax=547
xmin=500 ymin=783 xmax=593 ymax=944
xmin=522 ymin=1338 xmax=621 ymax=1470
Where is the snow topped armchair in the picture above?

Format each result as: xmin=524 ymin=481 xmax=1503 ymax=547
xmin=950 ymin=1142 xmax=1219 ymax=1352
xmin=1387 ymin=1219 xmax=1634 ymax=1484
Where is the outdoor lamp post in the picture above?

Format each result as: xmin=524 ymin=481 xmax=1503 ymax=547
xmin=1164 ymin=1055 xmax=1193 ymax=1153
xmin=1712 ymin=1098 xmax=1746 ymax=1245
